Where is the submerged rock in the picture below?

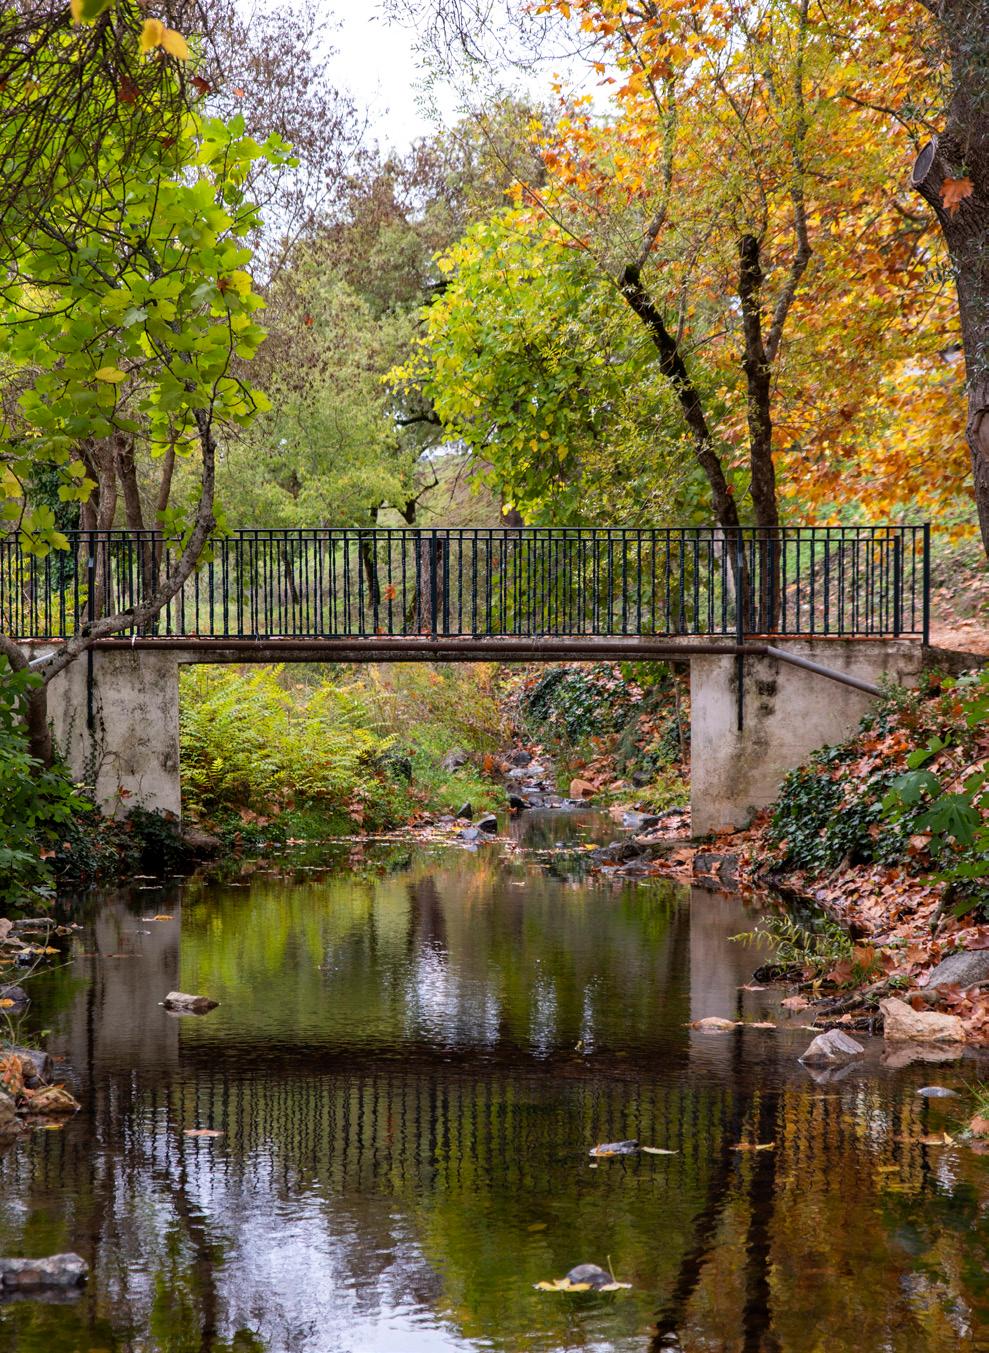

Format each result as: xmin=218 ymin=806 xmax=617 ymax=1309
xmin=458 ymin=826 xmax=481 ymax=843
xmin=476 ymin=814 xmax=498 ymax=834
xmin=880 ymin=997 xmax=964 ymax=1045
xmin=589 ymin=1140 xmax=639 ymax=1157
xmin=916 ymin=1086 xmax=959 ymax=1098
xmin=163 ymin=992 xmax=218 ymax=1015
xmin=924 ymin=951 xmax=989 ymax=991
xmin=0 ymin=1254 xmax=88 ymax=1290
xmin=564 ymin=1264 xmax=617 ymax=1290
xmin=799 ymin=1030 xmax=865 ymax=1066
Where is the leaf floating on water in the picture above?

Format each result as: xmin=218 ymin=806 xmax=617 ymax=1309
xmin=781 ymin=995 xmax=810 ymax=1011
xmin=184 ymin=1128 xmax=224 ymax=1138
xmin=640 ymin=1146 xmax=678 ymax=1155
xmin=535 ymin=1277 xmax=631 ymax=1293
xmin=152 ymin=915 xmax=174 ymax=922
xmin=898 ymin=1132 xmax=954 ymax=1146
xmin=740 ymin=983 xmax=767 ymax=992
xmin=527 ymin=1222 xmax=548 ymax=1232
xmin=732 ymin=1142 xmax=775 ymax=1152
xmin=746 ymin=1022 xmax=777 ymax=1030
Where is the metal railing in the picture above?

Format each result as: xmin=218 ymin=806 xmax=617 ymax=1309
xmin=1 ymin=524 xmax=930 ymax=644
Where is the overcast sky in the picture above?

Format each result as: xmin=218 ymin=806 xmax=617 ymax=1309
xmin=320 ymin=2 xmax=453 ymax=153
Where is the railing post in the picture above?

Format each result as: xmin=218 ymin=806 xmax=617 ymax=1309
xmin=892 ymin=533 xmax=902 ymax=638
xmin=429 ymin=530 xmax=439 ymax=637
xmin=922 ymin=522 xmax=931 ymax=646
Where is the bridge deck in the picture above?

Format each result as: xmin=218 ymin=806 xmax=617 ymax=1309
xmin=3 ymin=524 xmax=930 ymax=646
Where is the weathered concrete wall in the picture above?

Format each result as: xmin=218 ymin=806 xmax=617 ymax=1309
xmin=690 ymin=639 xmax=926 ymax=837
xmin=27 ymin=645 xmax=182 ymax=817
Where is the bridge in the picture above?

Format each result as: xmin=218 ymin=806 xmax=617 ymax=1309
xmin=7 ymin=523 xmax=934 ymax=832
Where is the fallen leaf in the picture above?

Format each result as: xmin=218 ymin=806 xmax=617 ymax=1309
xmin=732 ymin=1142 xmax=775 ymax=1152
xmin=640 ymin=1146 xmax=678 ymax=1155
xmin=527 ymin=1222 xmax=548 ymax=1232
xmin=969 ymin=1115 xmax=989 ymax=1137
xmin=781 ymin=995 xmax=809 ymax=1011
xmin=184 ymin=1128 xmax=224 ymax=1138
xmin=151 ymin=915 xmax=174 ymax=922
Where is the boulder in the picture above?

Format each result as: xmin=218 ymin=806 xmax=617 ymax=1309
xmin=880 ymin=996 xmax=964 ymax=1045
xmin=2 ymin=1046 xmax=53 ymax=1087
xmin=0 ymin=1254 xmax=88 ymax=1290
xmin=690 ymin=1017 xmax=736 ymax=1032
xmin=163 ymin=992 xmax=218 ymax=1015
xmin=476 ymin=814 xmax=498 ymax=834
xmin=458 ymin=826 xmax=481 ymax=843
xmin=564 ymin=1264 xmax=615 ymax=1291
xmin=799 ymin=1029 xmax=865 ymax=1066
xmin=455 ymin=803 xmax=473 ymax=821
xmin=924 ymin=950 xmax=989 ymax=991
xmin=440 ymin=748 xmax=468 ymax=772
xmin=569 ymin=779 xmax=596 ymax=800
xmin=180 ymin=827 xmax=222 ymax=859
xmin=507 ymin=749 xmax=532 ymax=768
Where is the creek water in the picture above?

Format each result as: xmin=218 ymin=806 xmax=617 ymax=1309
xmin=2 ymin=809 xmax=989 ymax=1352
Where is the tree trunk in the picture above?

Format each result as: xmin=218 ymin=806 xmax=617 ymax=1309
xmin=0 ymin=634 xmax=52 ymax=766
xmin=912 ymin=0 xmax=989 ymax=555
xmin=739 ymin=234 xmax=781 ymax=631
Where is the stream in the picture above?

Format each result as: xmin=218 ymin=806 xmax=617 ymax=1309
xmin=2 ymin=808 xmax=989 ymax=1351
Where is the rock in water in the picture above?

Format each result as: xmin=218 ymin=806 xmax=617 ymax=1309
xmin=456 ymin=803 xmax=473 ymax=821
xmin=589 ymin=1140 xmax=639 ymax=1157
xmin=2 ymin=1046 xmax=53 ymax=1087
xmin=163 ymin=992 xmax=218 ymax=1015
xmin=564 ymin=1265 xmax=614 ymax=1290
xmin=569 ymin=779 xmax=596 ymax=800
xmin=458 ymin=826 xmax=481 ymax=843
xmin=916 ymin=1086 xmax=959 ymax=1098
xmin=690 ymin=1017 xmax=737 ymax=1032
xmin=924 ymin=951 xmax=989 ymax=991
xmin=508 ymin=794 xmax=527 ymax=813
xmin=880 ymin=997 xmax=964 ymax=1045
xmin=0 ymin=986 xmax=28 ymax=1008
xmin=0 ymin=1254 xmax=88 ymax=1289
xmin=476 ymin=814 xmax=498 ymax=834
xmin=0 ymin=1091 xmax=16 ymax=1130
xmin=799 ymin=1030 xmax=865 ymax=1066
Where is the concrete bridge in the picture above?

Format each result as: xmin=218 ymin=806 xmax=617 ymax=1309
xmin=6 ymin=523 xmax=934 ymax=834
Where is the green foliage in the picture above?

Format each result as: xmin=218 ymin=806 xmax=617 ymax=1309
xmin=0 ymin=661 xmax=86 ymax=905
xmin=0 ymin=27 xmax=291 ymax=552
xmin=769 ymin=756 xmax=908 ymax=874
xmin=395 ymin=209 xmax=694 ymax=523
xmin=521 ymin=664 xmax=640 ymax=744
xmin=179 ymin=663 xmax=505 ymax=833
xmin=883 ymin=669 xmax=989 ymax=911
xmin=732 ymin=908 xmax=854 ymax=978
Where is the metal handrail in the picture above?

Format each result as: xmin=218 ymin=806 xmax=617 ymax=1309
xmin=1 ymin=524 xmax=930 ymax=644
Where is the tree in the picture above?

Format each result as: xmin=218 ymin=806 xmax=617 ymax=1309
xmin=0 ymin=2 xmax=289 ymax=758
xmin=396 ymin=208 xmax=695 ymax=522
xmin=909 ymin=0 xmax=989 ymax=554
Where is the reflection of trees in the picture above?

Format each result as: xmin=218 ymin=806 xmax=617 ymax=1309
xmin=1 ymin=869 xmax=988 ymax=1350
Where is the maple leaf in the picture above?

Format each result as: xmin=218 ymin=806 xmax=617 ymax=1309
xmin=941 ymin=177 xmax=974 ymax=216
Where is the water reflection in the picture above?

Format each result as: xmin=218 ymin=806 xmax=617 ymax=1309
xmin=0 ymin=813 xmax=988 ymax=1351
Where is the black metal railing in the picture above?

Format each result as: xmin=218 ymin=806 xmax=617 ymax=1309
xmin=0 ymin=524 xmax=930 ymax=643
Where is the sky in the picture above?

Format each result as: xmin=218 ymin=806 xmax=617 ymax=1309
xmin=320 ymin=2 xmax=454 ymax=153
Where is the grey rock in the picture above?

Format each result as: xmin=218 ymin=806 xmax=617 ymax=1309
xmin=476 ymin=814 xmax=498 ymax=834
xmin=163 ymin=992 xmax=218 ymax=1015
xmin=458 ymin=826 xmax=481 ymax=843
xmin=622 ymin=811 xmax=661 ymax=832
xmin=507 ymin=749 xmax=532 ymax=768
xmin=916 ymin=1086 xmax=959 ymax=1098
xmin=0 ymin=1254 xmax=88 ymax=1290
xmin=564 ymin=1264 xmax=614 ymax=1290
xmin=589 ymin=1139 xmax=639 ymax=1157
xmin=508 ymin=794 xmax=527 ymax=812
xmin=440 ymin=748 xmax=468 ymax=773
xmin=180 ymin=827 xmax=222 ymax=859
xmin=631 ymin=769 xmax=653 ymax=788
xmin=2 ymin=1046 xmax=53 ymax=1087
xmin=799 ymin=1029 xmax=865 ymax=1066
xmin=455 ymin=803 xmax=473 ymax=821
xmin=0 ymin=986 xmax=28 ymax=1007
xmin=925 ymin=950 xmax=989 ymax=991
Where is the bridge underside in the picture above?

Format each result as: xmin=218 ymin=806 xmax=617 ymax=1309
xmin=30 ymin=635 xmax=930 ymax=837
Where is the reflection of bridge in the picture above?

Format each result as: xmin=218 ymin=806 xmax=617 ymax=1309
xmin=9 ymin=524 xmax=933 ymax=828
